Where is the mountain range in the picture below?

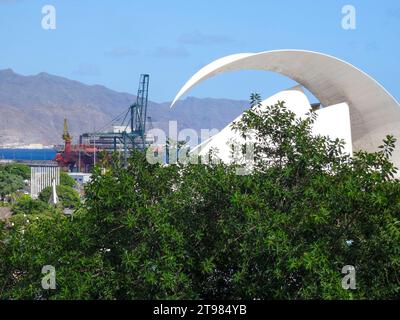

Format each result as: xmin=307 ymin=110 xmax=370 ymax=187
xmin=0 ymin=69 xmax=249 ymax=146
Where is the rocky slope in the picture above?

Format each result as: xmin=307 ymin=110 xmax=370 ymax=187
xmin=0 ymin=69 xmax=248 ymax=146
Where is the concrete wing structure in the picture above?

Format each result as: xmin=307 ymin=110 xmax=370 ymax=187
xmin=171 ymin=50 xmax=400 ymax=168
xmin=189 ymin=87 xmax=353 ymax=164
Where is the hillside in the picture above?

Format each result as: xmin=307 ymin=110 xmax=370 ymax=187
xmin=0 ymin=69 xmax=248 ymax=146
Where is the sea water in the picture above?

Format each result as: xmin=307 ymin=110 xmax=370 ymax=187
xmin=0 ymin=149 xmax=57 ymax=161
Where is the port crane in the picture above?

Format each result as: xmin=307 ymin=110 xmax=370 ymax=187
xmin=82 ymin=74 xmax=150 ymax=160
xmin=55 ymin=74 xmax=151 ymax=172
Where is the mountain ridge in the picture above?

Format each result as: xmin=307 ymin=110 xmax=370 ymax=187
xmin=0 ymin=69 xmax=249 ymax=146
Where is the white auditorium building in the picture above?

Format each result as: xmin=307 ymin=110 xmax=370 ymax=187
xmin=170 ymin=50 xmax=400 ymax=170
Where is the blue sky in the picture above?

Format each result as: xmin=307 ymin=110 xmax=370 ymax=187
xmin=0 ymin=0 xmax=399 ymax=103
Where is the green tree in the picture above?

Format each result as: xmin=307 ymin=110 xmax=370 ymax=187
xmin=0 ymin=164 xmax=30 ymax=180
xmin=0 ymin=171 xmax=25 ymax=200
xmin=60 ymin=172 xmax=76 ymax=187
xmin=38 ymin=185 xmax=80 ymax=209
xmin=11 ymin=195 xmax=51 ymax=215
xmin=0 ymin=95 xmax=399 ymax=300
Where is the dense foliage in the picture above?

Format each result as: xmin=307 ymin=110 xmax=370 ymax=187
xmin=0 ymin=171 xmax=24 ymax=200
xmin=0 ymin=96 xmax=399 ymax=299
xmin=0 ymin=164 xmax=30 ymax=180
xmin=38 ymin=185 xmax=80 ymax=209
xmin=60 ymin=172 xmax=76 ymax=188
xmin=0 ymin=164 xmax=30 ymax=201
xmin=11 ymin=195 xmax=52 ymax=216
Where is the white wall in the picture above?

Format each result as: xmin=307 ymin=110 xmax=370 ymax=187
xmin=313 ymin=102 xmax=353 ymax=156
xmin=190 ymin=88 xmax=353 ymax=164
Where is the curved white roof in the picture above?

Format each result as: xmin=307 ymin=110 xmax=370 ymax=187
xmin=171 ymin=50 xmax=400 ymax=167
xmin=190 ymin=87 xmax=353 ymax=164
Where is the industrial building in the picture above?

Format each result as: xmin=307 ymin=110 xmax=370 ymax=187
xmin=30 ymin=165 xmax=60 ymax=199
xmin=67 ymin=172 xmax=92 ymax=185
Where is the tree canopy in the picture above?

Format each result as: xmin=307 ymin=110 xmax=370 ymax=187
xmin=38 ymin=185 xmax=80 ymax=209
xmin=11 ymin=195 xmax=52 ymax=216
xmin=60 ymin=172 xmax=76 ymax=188
xmin=0 ymin=171 xmax=25 ymax=200
xmin=0 ymin=96 xmax=399 ymax=299
xmin=0 ymin=164 xmax=30 ymax=180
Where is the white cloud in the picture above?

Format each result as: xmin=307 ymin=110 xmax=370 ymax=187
xmin=178 ymin=30 xmax=234 ymax=46
xmin=151 ymin=47 xmax=190 ymax=59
